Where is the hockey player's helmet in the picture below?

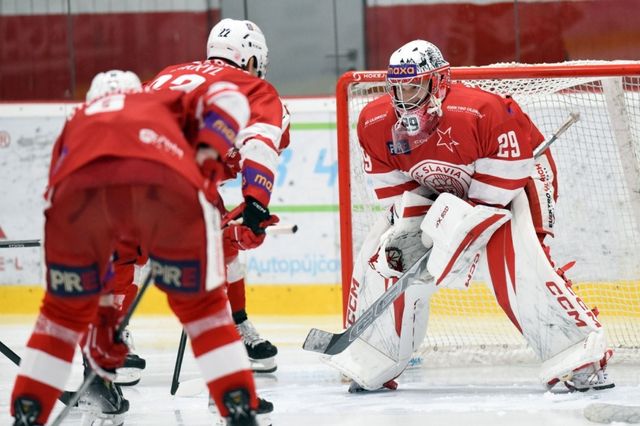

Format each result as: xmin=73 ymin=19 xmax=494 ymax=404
xmin=86 ymin=70 xmax=142 ymax=102
xmin=207 ymin=19 xmax=269 ymax=79
xmin=386 ymin=40 xmax=450 ymax=117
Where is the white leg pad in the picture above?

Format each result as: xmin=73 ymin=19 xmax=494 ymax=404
xmin=539 ymin=330 xmax=607 ymax=384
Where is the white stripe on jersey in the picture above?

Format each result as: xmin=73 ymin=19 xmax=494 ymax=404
xmin=240 ymin=138 xmax=280 ymax=175
xmin=195 ymin=340 xmax=251 ymax=383
xmin=475 ymin=157 xmax=534 ymax=180
xmin=20 ymin=348 xmax=73 ymax=390
xmin=184 ymin=308 xmax=234 ymax=339
xmin=468 ymin=179 xmax=524 ymax=206
xmin=237 ymin=122 xmax=283 ymax=151
xmin=204 ymin=82 xmax=250 ymax=129
xmin=33 ymin=314 xmax=82 ymax=346
xmin=369 ymin=170 xmax=414 ymax=192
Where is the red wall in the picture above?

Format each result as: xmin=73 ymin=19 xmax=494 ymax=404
xmin=366 ymin=0 xmax=640 ymax=69
xmin=0 ymin=10 xmax=220 ymax=100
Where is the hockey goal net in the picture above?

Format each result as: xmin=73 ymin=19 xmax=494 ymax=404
xmin=337 ymin=62 xmax=640 ymax=364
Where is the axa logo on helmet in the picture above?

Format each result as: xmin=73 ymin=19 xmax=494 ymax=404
xmin=387 ymin=64 xmax=418 ymax=78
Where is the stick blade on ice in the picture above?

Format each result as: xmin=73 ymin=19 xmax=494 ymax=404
xmin=584 ymin=403 xmax=640 ymax=424
xmin=302 ymin=328 xmax=339 ymax=354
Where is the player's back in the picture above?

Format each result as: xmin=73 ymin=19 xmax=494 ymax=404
xmin=49 ymin=89 xmax=202 ymax=189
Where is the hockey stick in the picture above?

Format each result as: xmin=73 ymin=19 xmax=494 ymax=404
xmin=50 ymin=270 xmax=154 ymax=426
xmin=303 ymin=248 xmax=433 ymax=356
xmin=1 ymin=334 xmax=80 ymax=405
xmin=0 ymin=225 xmax=298 ymax=251
xmin=169 ymin=215 xmax=297 ymax=395
xmin=584 ymin=403 xmax=640 ymax=424
xmin=170 ymin=330 xmax=188 ymax=395
xmin=533 ymin=112 xmax=580 ymax=158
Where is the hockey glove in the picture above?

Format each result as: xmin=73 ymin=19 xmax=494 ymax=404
xmin=242 ymin=197 xmax=279 ymax=235
xmin=83 ymin=305 xmax=129 ymax=380
xmin=223 ymin=224 xmax=267 ymax=251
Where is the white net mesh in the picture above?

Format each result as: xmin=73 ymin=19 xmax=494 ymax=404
xmin=341 ymin=62 xmax=640 ymax=364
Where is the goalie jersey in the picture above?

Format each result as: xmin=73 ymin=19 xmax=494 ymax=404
xmin=357 ymin=83 xmax=549 ymax=209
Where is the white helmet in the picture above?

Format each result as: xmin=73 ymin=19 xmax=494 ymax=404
xmin=86 ymin=70 xmax=142 ymax=102
xmin=386 ymin=40 xmax=450 ymax=116
xmin=206 ymin=18 xmax=269 ymax=78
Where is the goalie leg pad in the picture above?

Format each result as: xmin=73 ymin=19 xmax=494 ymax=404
xmin=324 ymin=283 xmax=435 ymax=391
xmin=481 ymin=191 xmax=611 ymax=384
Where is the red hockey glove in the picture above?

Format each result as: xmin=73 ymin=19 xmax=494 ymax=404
xmin=83 ymin=305 xmax=129 ymax=379
xmin=223 ymin=224 xmax=268 ymax=251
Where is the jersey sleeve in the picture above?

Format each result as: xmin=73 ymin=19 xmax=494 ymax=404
xmin=238 ymin=82 xmax=286 ymax=206
xmin=468 ymin=96 xmax=540 ymax=207
xmin=357 ymin=113 xmax=421 ymax=206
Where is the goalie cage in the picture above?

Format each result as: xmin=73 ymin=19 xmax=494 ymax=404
xmin=337 ymin=61 xmax=640 ymax=366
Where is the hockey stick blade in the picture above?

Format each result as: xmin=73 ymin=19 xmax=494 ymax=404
xmin=584 ymin=403 xmax=640 ymax=424
xmin=302 ymin=248 xmax=432 ymax=355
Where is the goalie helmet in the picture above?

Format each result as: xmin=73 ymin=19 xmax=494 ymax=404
xmin=86 ymin=70 xmax=142 ymax=102
xmin=386 ymin=40 xmax=451 ymax=153
xmin=207 ymin=18 xmax=269 ymax=79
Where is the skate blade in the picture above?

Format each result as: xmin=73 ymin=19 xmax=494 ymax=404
xmin=209 ymin=401 xmax=272 ymax=426
xmin=81 ymin=411 xmax=126 ymax=426
xmin=114 ymin=368 xmax=142 ymax=386
xmin=250 ymin=357 xmax=277 ymax=373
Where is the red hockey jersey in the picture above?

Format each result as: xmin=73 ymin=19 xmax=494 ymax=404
xmin=357 ymin=83 xmax=545 ymax=207
xmin=148 ymin=59 xmax=290 ymax=206
xmin=48 ymin=86 xmax=247 ymax=192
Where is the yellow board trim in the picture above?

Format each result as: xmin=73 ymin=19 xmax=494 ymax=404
xmin=0 ymin=284 xmax=343 ymax=316
xmin=1 ymin=281 xmax=638 ymax=317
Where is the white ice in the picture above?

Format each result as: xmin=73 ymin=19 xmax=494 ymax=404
xmin=2 ymin=315 xmax=640 ymax=426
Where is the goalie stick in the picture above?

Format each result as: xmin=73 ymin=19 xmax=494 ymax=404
xmin=303 ymin=248 xmax=432 ymax=355
xmin=584 ymin=403 xmax=640 ymax=424
xmin=302 ymin=111 xmax=581 ymax=357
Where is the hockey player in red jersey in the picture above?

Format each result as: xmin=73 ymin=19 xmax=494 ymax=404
xmin=327 ymin=40 xmax=614 ymax=393
xmin=10 ymin=70 xmax=271 ymax=426
xmin=148 ymin=18 xmax=289 ymax=373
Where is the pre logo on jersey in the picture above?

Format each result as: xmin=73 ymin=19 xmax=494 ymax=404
xmin=410 ymin=160 xmax=472 ymax=198
xmin=47 ymin=263 xmax=101 ymax=296
xmin=149 ymin=256 xmax=201 ymax=293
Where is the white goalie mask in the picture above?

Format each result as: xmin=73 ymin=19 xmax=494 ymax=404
xmin=386 ymin=40 xmax=451 ymax=153
xmin=86 ymin=70 xmax=142 ymax=102
xmin=207 ymin=18 xmax=269 ymax=79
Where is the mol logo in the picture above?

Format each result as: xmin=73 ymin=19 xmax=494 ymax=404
xmin=48 ymin=264 xmax=100 ymax=296
xmin=212 ymin=118 xmax=236 ymax=143
xmin=149 ymin=256 xmax=200 ymax=293
xmin=387 ymin=64 xmax=417 ymax=78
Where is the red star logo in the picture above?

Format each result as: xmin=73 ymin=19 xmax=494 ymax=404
xmin=436 ymin=127 xmax=459 ymax=153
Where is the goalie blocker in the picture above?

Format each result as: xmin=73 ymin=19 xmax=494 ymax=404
xmin=326 ymin=191 xmax=613 ymax=391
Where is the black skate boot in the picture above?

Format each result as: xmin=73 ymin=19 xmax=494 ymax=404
xmin=13 ymin=397 xmax=42 ymax=426
xmin=210 ymin=391 xmax=273 ymax=426
xmin=78 ymin=360 xmax=129 ymax=425
xmin=234 ymin=310 xmax=278 ymax=373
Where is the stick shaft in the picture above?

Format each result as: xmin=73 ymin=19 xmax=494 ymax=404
xmin=533 ymin=112 xmax=580 ymax=158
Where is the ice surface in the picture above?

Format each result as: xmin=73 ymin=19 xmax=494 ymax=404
xmin=2 ymin=315 xmax=640 ymax=426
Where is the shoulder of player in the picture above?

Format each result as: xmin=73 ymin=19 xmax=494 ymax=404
xmin=359 ymin=94 xmax=394 ymax=131
xmin=445 ymin=83 xmax=509 ymax=117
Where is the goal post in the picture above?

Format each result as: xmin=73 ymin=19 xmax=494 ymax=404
xmin=337 ymin=62 xmax=640 ymax=364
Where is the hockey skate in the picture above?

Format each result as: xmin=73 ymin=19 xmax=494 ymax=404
xmin=209 ymin=389 xmax=274 ymax=426
xmin=76 ymin=374 xmax=129 ymax=426
xmin=236 ymin=319 xmax=278 ymax=373
xmin=548 ymin=349 xmax=615 ymax=392
xmin=348 ymin=379 xmax=398 ymax=393
xmin=13 ymin=396 xmax=42 ymax=426
xmin=115 ymin=328 xmax=146 ymax=386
